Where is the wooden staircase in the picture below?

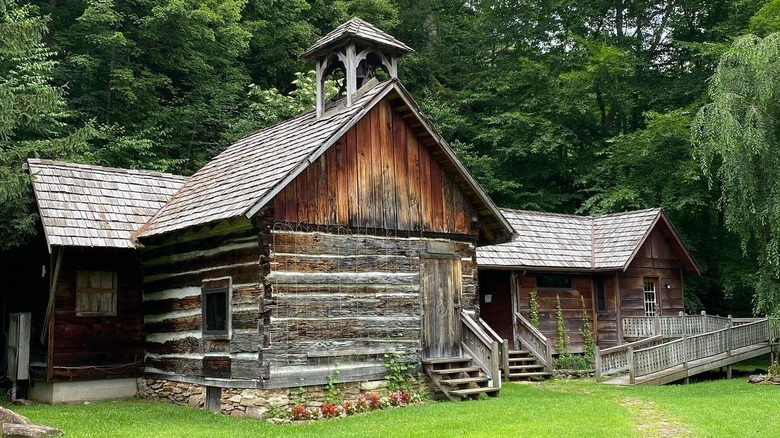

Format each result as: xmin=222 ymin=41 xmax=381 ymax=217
xmin=423 ymin=356 xmax=500 ymax=401
xmin=506 ymin=349 xmax=552 ymax=381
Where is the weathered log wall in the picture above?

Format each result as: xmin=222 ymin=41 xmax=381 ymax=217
xmin=273 ymin=100 xmax=477 ymax=235
xmin=266 ymin=228 xmax=476 ymax=387
xmin=141 ymin=219 xmax=267 ymax=381
xmin=51 ymin=247 xmax=143 ymax=381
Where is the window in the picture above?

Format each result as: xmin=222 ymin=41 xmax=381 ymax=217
xmin=644 ymin=280 xmax=657 ymax=316
xmin=595 ymin=275 xmax=607 ymax=313
xmin=202 ymin=287 xmax=230 ymax=338
xmin=76 ymin=270 xmax=118 ymax=316
xmin=536 ymin=274 xmax=573 ymax=289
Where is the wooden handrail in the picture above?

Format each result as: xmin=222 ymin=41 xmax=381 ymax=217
xmin=514 ymin=312 xmax=553 ymax=373
xmin=626 ymin=317 xmax=770 ymax=381
xmin=595 ymin=335 xmax=663 ymax=380
xmin=460 ymin=311 xmax=501 ymax=388
xmin=478 ymin=317 xmax=510 ymax=380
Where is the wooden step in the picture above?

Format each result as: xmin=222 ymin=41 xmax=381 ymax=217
xmin=508 ymin=356 xmax=537 ymax=363
xmin=423 ymin=356 xmax=471 ymax=365
xmin=509 ymin=371 xmax=552 ymax=378
xmin=429 ymin=366 xmax=481 ymax=375
xmin=508 ymin=350 xmax=530 ymax=356
xmin=509 ymin=364 xmax=545 ymax=371
xmin=439 ymin=376 xmax=490 ymax=386
xmin=450 ymin=387 xmax=500 ymax=397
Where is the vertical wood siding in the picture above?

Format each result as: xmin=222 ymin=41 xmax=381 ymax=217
xmin=619 ymin=228 xmax=685 ymax=319
xmin=51 ymin=248 xmax=143 ymax=381
xmin=273 ymin=101 xmax=477 ymax=234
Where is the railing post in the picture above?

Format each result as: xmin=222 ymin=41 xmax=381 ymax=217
xmin=502 ymin=339 xmax=510 ymax=383
xmin=680 ymin=311 xmax=686 ymax=338
xmin=545 ymin=338 xmax=554 ymax=373
xmin=628 ymin=346 xmax=635 ymax=384
xmin=654 ymin=313 xmax=661 ymax=337
xmin=491 ymin=341 xmax=501 ymax=389
xmin=594 ymin=346 xmax=602 ymax=381
xmin=727 ymin=315 xmax=732 ymax=357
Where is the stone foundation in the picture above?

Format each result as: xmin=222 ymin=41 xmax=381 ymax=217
xmin=136 ymin=378 xmax=438 ymax=419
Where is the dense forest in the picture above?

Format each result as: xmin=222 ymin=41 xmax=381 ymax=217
xmin=2 ymin=0 xmax=779 ymax=316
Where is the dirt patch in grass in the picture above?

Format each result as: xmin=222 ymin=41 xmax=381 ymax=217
xmin=620 ymin=397 xmax=692 ymax=438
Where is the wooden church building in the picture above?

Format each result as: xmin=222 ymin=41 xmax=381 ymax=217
xmin=2 ymin=19 xmax=513 ymax=404
xmin=477 ymin=208 xmax=701 ymax=352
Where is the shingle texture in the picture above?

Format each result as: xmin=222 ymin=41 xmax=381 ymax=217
xmin=27 ymin=159 xmax=187 ymax=249
xmin=139 ymin=80 xmax=394 ymax=238
xmin=302 ymin=17 xmax=413 ymax=59
xmin=477 ymin=208 xmax=661 ymax=270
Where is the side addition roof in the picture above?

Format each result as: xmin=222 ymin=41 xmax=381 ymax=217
xmin=478 ymin=208 xmax=700 ymax=274
xmin=302 ymin=17 xmax=413 ymax=60
xmin=138 ymin=79 xmax=513 ymax=243
xmin=27 ymin=159 xmax=187 ymax=250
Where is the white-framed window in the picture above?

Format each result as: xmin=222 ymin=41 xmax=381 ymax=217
xmin=76 ymin=270 xmax=118 ymax=316
xmin=643 ymin=280 xmax=657 ymax=316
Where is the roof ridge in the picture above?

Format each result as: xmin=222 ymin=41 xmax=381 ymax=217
xmin=27 ymin=158 xmax=187 ymax=181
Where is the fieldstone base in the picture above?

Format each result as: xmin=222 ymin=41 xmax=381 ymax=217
xmin=136 ymin=378 xmax=438 ymax=419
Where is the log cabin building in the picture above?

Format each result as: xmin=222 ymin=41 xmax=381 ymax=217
xmin=1 ymin=19 xmax=514 ymax=405
xmin=0 ymin=160 xmax=186 ymax=402
xmin=477 ymin=208 xmax=701 ymax=353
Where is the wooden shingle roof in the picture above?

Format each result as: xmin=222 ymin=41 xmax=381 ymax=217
xmin=139 ymin=79 xmax=513 ymax=242
xmin=27 ymin=159 xmax=186 ymax=250
xmin=478 ymin=208 xmax=700 ymax=273
xmin=302 ymin=17 xmax=413 ymax=60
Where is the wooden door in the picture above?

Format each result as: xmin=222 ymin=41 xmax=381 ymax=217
xmin=421 ymin=257 xmax=462 ymax=358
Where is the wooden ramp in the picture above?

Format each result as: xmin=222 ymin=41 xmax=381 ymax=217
xmin=597 ymin=316 xmax=778 ymax=386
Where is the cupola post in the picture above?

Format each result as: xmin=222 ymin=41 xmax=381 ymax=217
xmin=302 ymin=18 xmax=413 ymax=119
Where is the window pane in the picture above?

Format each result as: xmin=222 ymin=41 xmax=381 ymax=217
xmin=204 ymin=290 xmax=228 ymax=333
xmin=643 ymin=281 xmax=656 ymax=316
xmin=536 ymin=274 xmax=573 ymax=289
xmin=595 ymin=276 xmax=606 ymax=312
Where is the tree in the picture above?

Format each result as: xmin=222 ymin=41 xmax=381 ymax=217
xmin=0 ymin=0 xmax=90 ymax=249
xmin=693 ymin=32 xmax=780 ymax=315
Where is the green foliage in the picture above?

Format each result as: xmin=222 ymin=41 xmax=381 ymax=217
xmin=693 ymin=32 xmax=780 ymax=316
xmin=291 ymin=378 xmax=307 ymax=406
xmin=554 ymin=295 xmax=569 ymax=355
xmin=0 ymin=0 xmax=91 ymax=249
xmin=383 ymin=352 xmax=417 ymax=393
xmin=529 ymin=288 xmax=540 ymax=329
xmin=579 ymin=296 xmax=596 ymax=363
xmin=324 ymin=366 xmax=341 ymax=404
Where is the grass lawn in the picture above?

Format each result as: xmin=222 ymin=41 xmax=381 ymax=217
xmin=7 ymin=362 xmax=778 ymax=438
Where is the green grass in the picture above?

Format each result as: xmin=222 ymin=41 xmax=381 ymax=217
xmin=7 ymin=372 xmax=779 ymax=438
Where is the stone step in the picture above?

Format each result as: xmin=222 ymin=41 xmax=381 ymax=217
xmin=439 ymin=376 xmax=490 ymax=386
xmin=450 ymin=387 xmax=501 ymax=397
xmin=429 ymin=366 xmax=481 ymax=375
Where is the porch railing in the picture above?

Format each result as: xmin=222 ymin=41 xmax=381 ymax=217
xmin=627 ymin=318 xmax=770 ymax=383
xmin=514 ymin=312 xmax=553 ymax=373
xmin=461 ymin=311 xmax=502 ymax=388
xmin=622 ymin=311 xmax=733 ymax=339
xmin=594 ymin=335 xmax=663 ymax=380
xmin=771 ymin=317 xmax=780 ymax=344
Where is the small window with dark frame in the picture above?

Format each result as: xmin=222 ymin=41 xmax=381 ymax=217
xmin=536 ymin=274 xmax=573 ymax=289
xmin=202 ymin=287 xmax=230 ymax=338
xmin=595 ymin=275 xmax=607 ymax=313
xmin=76 ymin=270 xmax=118 ymax=316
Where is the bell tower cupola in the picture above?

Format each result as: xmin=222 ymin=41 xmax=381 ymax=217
xmin=303 ymin=18 xmax=413 ymax=118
